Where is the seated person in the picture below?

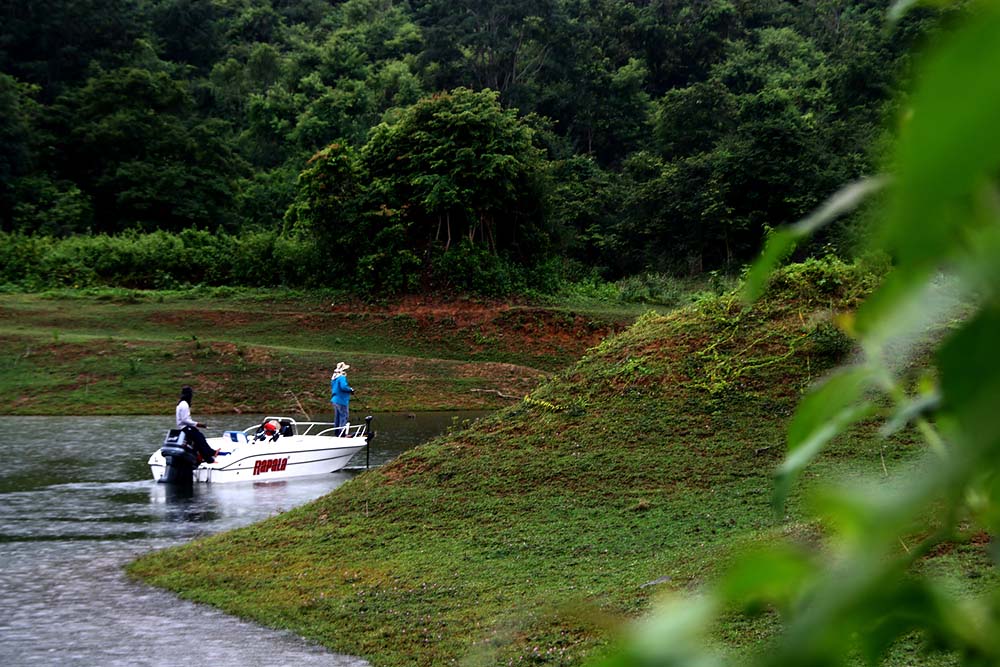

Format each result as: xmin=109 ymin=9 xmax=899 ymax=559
xmin=254 ymin=419 xmax=281 ymax=442
xmin=176 ymin=385 xmax=219 ymax=463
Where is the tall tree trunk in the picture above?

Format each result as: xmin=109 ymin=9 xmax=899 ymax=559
xmin=687 ymin=253 xmax=703 ymax=276
xmin=484 ymin=214 xmax=496 ymax=253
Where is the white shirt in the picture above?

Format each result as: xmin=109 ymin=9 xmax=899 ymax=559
xmin=176 ymin=400 xmax=198 ymax=428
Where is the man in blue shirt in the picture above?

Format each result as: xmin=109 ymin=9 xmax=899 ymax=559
xmin=330 ymin=362 xmax=354 ymax=430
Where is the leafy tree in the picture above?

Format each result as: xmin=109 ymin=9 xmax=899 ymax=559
xmin=528 ymin=1 xmax=655 ymax=165
xmin=271 ymin=0 xmax=330 ymax=27
xmin=369 ymin=59 xmax=426 ymax=114
xmin=226 ymin=3 xmax=283 ymax=45
xmin=291 ymin=75 xmax=375 ymax=149
xmin=563 ymin=54 xmax=653 ymax=165
xmin=630 ymin=26 xmax=845 ymax=272
xmin=283 ymin=141 xmax=364 ymax=262
xmin=146 ymin=0 xmax=224 ymax=72
xmin=636 ymin=0 xmax=742 ymax=93
xmin=545 ymin=155 xmax=623 ymax=277
xmin=207 ymin=43 xmax=283 ymax=118
xmin=0 ymin=74 xmax=95 ymax=234
xmin=333 ymin=0 xmax=425 ymax=64
xmin=0 ymin=73 xmax=33 ymax=229
xmin=11 ymin=175 xmax=94 ymax=236
xmin=285 ymin=88 xmax=550 ymax=293
xmin=414 ymin=0 xmax=557 ymax=106
xmin=362 ymin=87 xmax=547 ymax=264
xmin=241 ymin=83 xmax=306 ymax=169
xmin=0 ymin=0 xmax=145 ymax=97
xmin=56 ymin=67 xmax=246 ymax=233
xmin=234 ymin=0 xmax=424 ymax=169
xmin=0 ymin=0 xmax=958 ymax=290
xmin=654 ymin=79 xmax=736 ymax=157
xmin=235 ymin=165 xmax=298 ymax=231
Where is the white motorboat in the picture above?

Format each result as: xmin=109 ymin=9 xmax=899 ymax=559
xmin=148 ymin=416 xmax=373 ymax=484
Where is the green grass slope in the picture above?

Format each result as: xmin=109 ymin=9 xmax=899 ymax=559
xmin=0 ymin=290 xmax=630 ymax=415
xmin=127 ymin=261 xmax=933 ymax=666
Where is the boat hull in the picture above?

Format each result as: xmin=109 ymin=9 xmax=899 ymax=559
xmin=148 ymin=434 xmax=367 ymax=484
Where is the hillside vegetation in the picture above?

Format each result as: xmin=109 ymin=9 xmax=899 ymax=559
xmin=1 ymin=2 xmax=958 ymax=295
xmin=0 ymin=289 xmax=636 ymax=415
xmin=127 ymin=259 xmax=976 ymax=666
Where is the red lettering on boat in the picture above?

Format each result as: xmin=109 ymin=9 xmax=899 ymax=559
xmin=253 ymin=458 xmax=289 ymax=475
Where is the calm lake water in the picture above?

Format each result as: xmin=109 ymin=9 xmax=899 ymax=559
xmin=0 ymin=411 xmax=486 ymax=667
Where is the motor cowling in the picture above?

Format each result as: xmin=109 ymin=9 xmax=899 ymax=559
xmin=158 ymin=430 xmax=197 ymax=486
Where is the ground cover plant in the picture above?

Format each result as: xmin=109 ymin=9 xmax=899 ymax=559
xmin=124 ymin=258 xmax=943 ymax=665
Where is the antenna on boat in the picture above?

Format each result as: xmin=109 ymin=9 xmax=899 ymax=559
xmin=364 ymin=415 xmax=374 ymax=469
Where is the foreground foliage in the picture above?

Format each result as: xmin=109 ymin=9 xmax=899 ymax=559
xmin=601 ymin=2 xmax=1000 ymax=665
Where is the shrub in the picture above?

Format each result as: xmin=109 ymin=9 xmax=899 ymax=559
xmin=765 ymin=255 xmax=877 ymax=303
xmin=808 ymin=321 xmax=855 ymax=361
xmin=429 ymin=241 xmax=524 ymax=297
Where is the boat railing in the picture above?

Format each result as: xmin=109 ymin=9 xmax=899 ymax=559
xmin=313 ymin=423 xmax=365 ymax=438
xmin=241 ymin=417 xmax=365 ymax=439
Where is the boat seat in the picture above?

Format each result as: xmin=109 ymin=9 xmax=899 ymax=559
xmin=163 ymin=429 xmax=187 ymax=447
xmin=279 ymin=419 xmax=295 ymax=437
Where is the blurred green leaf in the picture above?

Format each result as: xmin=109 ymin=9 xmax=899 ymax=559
xmin=854 ymin=578 xmax=946 ymax=664
xmin=880 ymin=390 xmax=940 ymax=437
xmin=594 ymin=595 xmax=722 ymax=667
xmin=719 ymin=544 xmax=816 ymax=610
xmin=884 ymin=3 xmax=1000 ymax=271
xmin=593 ymin=7 xmax=1000 ymax=667
xmin=938 ymin=305 xmax=1000 ymax=448
xmin=742 ymin=227 xmax=800 ymax=304
xmin=854 ymin=267 xmax=968 ymax=360
xmin=857 ymin=575 xmax=1000 ymax=664
xmin=888 ymin=0 xmax=920 ymax=21
xmin=859 ymin=4 xmax=1000 ymax=356
xmin=888 ymin=0 xmax=959 ymax=23
xmin=774 ymin=366 xmax=877 ymax=511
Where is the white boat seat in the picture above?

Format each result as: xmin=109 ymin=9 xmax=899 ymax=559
xmin=163 ymin=429 xmax=186 ymax=447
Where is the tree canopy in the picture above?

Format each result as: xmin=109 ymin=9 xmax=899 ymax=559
xmin=0 ymin=0 xmax=959 ymax=292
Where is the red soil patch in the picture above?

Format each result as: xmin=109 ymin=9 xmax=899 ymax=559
xmin=328 ymin=294 xmax=513 ymax=326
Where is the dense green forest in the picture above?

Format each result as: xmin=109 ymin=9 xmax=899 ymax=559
xmin=0 ymin=0 xmax=956 ymax=293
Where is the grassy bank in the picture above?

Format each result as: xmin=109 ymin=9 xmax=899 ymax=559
xmin=0 ymin=288 xmax=636 ymax=415
xmin=125 ymin=261 xmax=992 ymax=665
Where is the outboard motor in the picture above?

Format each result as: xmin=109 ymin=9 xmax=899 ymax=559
xmin=158 ymin=429 xmax=198 ymax=486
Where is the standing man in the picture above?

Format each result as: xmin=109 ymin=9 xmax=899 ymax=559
xmin=330 ymin=362 xmax=354 ymax=430
xmin=176 ymin=385 xmax=218 ymax=463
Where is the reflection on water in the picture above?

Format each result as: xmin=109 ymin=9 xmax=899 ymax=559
xmin=0 ymin=411 xmax=485 ymax=666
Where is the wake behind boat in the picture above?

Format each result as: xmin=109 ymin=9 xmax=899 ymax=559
xmin=148 ymin=416 xmax=373 ymax=484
